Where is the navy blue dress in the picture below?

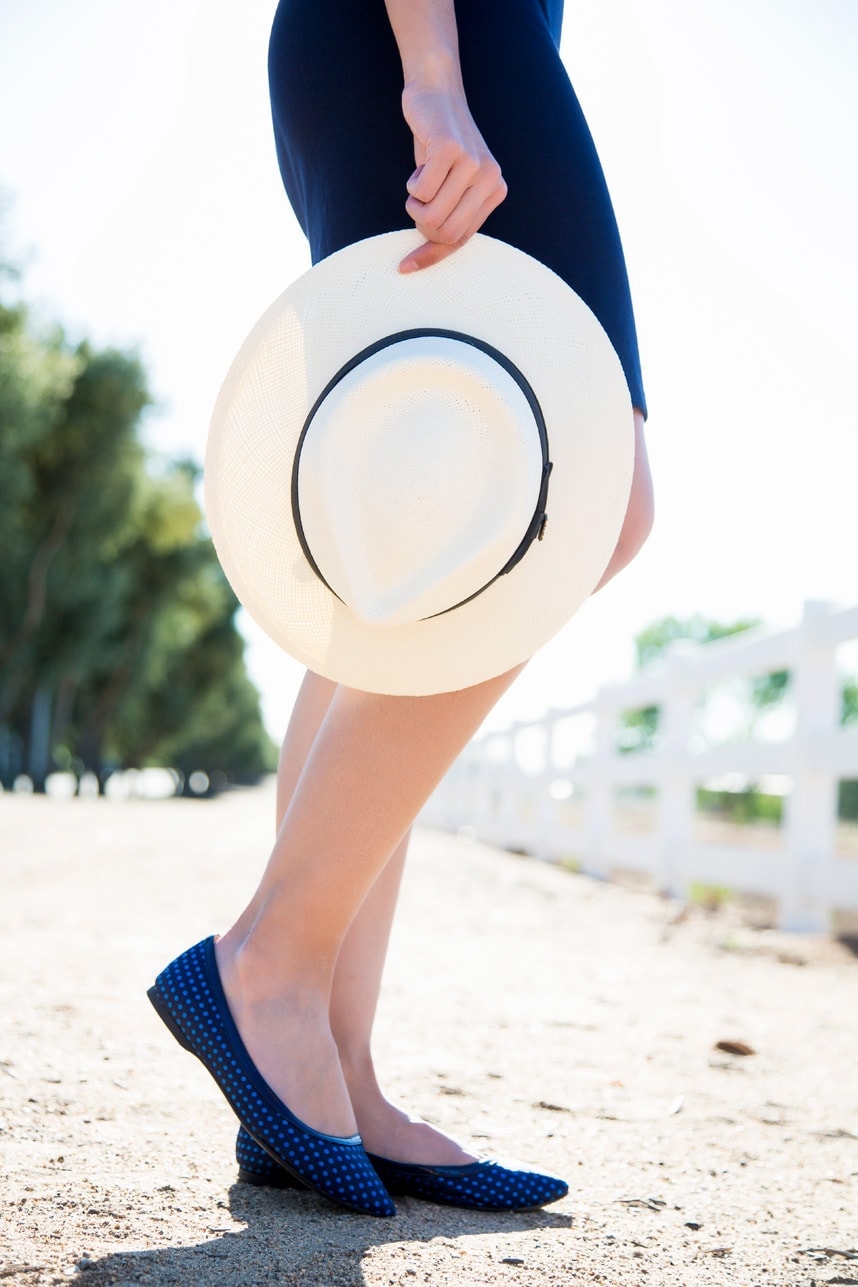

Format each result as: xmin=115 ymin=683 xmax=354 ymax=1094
xmin=268 ymin=0 xmax=646 ymax=416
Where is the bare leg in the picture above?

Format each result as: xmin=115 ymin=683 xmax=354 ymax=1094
xmin=594 ymin=410 xmax=653 ymax=591
xmin=331 ymin=835 xmax=480 ymax=1161
xmin=226 ymin=408 xmax=650 ymax=1152
xmin=330 ymin=409 xmax=652 ymax=1156
xmin=215 ymin=665 xmax=523 ymax=1139
xmin=259 ymin=672 xmax=472 ymax=1161
xmin=238 ymin=671 xmax=475 ymax=1160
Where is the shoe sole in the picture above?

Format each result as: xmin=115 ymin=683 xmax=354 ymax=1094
xmin=148 ymin=985 xmax=195 ymax=1053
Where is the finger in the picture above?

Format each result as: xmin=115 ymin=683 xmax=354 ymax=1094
xmin=406 ymin=168 xmax=478 ymax=235
xmin=398 ymin=237 xmax=464 ymax=274
xmin=399 ymin=184 xmax=508 ymax=274
xmin=405 ymin=144 xmax=460 ymax=204
xmin=413 ymin=170 xmax=507 ymax=247
xmin=399 ymin=184 xmax=509 ymax=274
xmin=408 ymin=156 xmax=504 ymax=238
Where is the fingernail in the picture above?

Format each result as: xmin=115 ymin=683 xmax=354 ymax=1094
xmin=399 ymin=259 xmax=420 ymax=274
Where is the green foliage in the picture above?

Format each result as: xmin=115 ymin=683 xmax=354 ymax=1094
xmin=131 ymin=603 xmax=278 ymax=783
xmin=697 ymin=785 xmax=784 ymax=826
xmin=617 ymin=704 xmax=660 ymax=754
xmin=749 ymin=667 xmax=791 ymax=711
xmin=838 ymin=686 xmax=858 ymax=820
xmin=624 ymin=614 xmax=858 ymax=824
xmin=632 ymin=614 xmax=762 ymax=671
xmin=687 ymin=880 xmax=733 ymax=911
xmin=0 ymin=251 xmax=275 ymax=791
xmin=621 ymin=616 xmax=769 ymax=756
xmin=838 ymin=780 xmax=858 ymax=823
xmin=621 ymin=615 xmax=793 ymax=757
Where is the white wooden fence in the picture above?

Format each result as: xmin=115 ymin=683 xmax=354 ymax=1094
xmin=421 ymin=600 xmax=858 ymax=932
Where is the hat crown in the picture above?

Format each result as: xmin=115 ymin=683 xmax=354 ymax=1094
xmin=205 ymin=231 xmax=634 ymax=695
xmin=295 ymin=334 xmax=545 ymax=627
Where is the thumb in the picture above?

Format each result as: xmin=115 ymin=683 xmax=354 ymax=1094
xmin=398 ymin=238 xmax=460 ymax=274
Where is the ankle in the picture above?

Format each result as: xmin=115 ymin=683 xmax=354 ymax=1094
xmin=339 ymin=1048 xmax=385 ymax=1107
xmin=339 ymin=1042 xmax=376 ymax=1079
xmin=216 ymin=928 xmax=331 ymax=1010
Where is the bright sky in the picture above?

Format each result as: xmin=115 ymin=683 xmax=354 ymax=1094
xmin=1 ymin=0 xmax=857 ymax=738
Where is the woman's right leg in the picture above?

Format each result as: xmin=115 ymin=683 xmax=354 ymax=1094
xmin=593 ymin=410 xmax=653 ymax=591
xmin=230 ymin=397 xmax=654 ymax=1146
xmin=214 ymin=664 xmax=522 ymax=1139
xmin=233 ymin=672 xmax=473 ymax=1161
xmin=245 ymin=676 xmax=432 ymax=1145
xmin=258 ymin=671 xmax=474 ymax=1162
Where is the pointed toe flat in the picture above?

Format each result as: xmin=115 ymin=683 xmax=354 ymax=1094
xmin=147 ymin=938 xmax=395 ymax=1217
xmin=235 ymin=1123 xmax=567 ymax=1210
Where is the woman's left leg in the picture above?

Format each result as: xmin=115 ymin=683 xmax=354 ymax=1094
xmin=328 ymin=831 xmax=478 ymax=1162
xmin=283 ymin=408 xmax=652 ymax=1164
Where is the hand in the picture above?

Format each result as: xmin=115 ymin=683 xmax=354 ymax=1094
xmin=397 ymin=83 xmax=507 ymax=273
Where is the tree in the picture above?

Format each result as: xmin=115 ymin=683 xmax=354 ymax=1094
xmin=0 ymin=253 xmax=275 ymax=790
xmin=0 ymin=298 xmax=80 ymax=707
xmin=618 ymin=614 xmax=790 ymax=756
xmin=127 ymin=599 xmax=278 ymax=786
xmin=630 ymin=614 xmax=762 ymax=671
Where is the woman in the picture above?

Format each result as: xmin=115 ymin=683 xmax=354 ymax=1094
xmin=148 ymin=0 xmax=653 ymax=1215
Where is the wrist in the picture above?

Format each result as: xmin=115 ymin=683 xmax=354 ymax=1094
xmin=400 ymin=46 xmax=463 ymax=95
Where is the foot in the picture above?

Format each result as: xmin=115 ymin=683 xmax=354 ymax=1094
xmin=214 ymin=933 xmax=357 ymax=1140
xmin=343 ymin=1068 xmax=477 ymax=1165
xmin=236 ymin=1119 xmax=568 ymax=1208
xmin=360 ymin=1105 xmax=478 ymax=1166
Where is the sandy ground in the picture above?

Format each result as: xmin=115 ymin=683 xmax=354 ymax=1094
xmin=1 ymin=781 xmax=857 ymax=1287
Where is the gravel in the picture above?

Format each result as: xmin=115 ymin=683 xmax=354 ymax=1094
xmin=1 ymin=781 xmax=856 ymax=1286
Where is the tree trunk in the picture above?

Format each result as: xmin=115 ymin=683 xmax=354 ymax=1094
xmin=27 ymin=685 xmax=53 ymax=793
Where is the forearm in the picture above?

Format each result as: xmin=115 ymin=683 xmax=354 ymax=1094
xmin=382 ymin=0 xmax=507 ymax=271
xmin=383 ymin=0 xmax=464 ymax=93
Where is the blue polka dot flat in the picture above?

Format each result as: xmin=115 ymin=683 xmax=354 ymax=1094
xmin=147 ymin=937 xmax=395 ymax=1217
xmin=235 ymin=1123 xmax=568 ymax=1211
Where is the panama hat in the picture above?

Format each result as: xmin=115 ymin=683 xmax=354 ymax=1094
xmin=205 ymin=230 xmax=634 ymax=696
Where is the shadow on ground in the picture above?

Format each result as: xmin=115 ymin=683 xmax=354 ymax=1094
xmin=72 ymin=1181 xmax=574 ymax=1287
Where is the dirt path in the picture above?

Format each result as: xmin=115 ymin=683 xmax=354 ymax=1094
xmin=1 ymin=783 xmax=856 ymax=1286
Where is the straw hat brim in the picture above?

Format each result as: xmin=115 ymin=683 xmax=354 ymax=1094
xmin=205 ymin=231 xmax=634 ymax=695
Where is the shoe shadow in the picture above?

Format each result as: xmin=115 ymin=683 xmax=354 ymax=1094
xmin=72 ymin=1180 xmax=573 ymax=1286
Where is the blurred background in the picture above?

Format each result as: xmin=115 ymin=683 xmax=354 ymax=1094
xmin=1 ymin=0 xmax=857 ymax=802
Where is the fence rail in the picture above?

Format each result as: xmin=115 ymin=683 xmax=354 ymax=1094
xmin=421 ymin=600 xmax=858 ymax=932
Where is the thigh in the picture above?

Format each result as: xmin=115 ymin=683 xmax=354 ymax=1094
xmin=594 ymin=411 xmax=653 ymax=590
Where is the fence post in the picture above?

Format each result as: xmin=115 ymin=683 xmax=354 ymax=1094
xmin=529 ymin=713 xmax=553 ymax=860
xmin=782 ymin=600 xmax=839 ymax=932
xmin=471 ymin=732 xmax=501 ymax=847
xmin=657 ymin=663 xmax=696 ymax=898
xmin=497 ymin=725 xmax=522 ymax=848
xmin=583 ymin=688 xmax=615 ymax=879
xmin=472 ymin=745 xmax=496 ymax=841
